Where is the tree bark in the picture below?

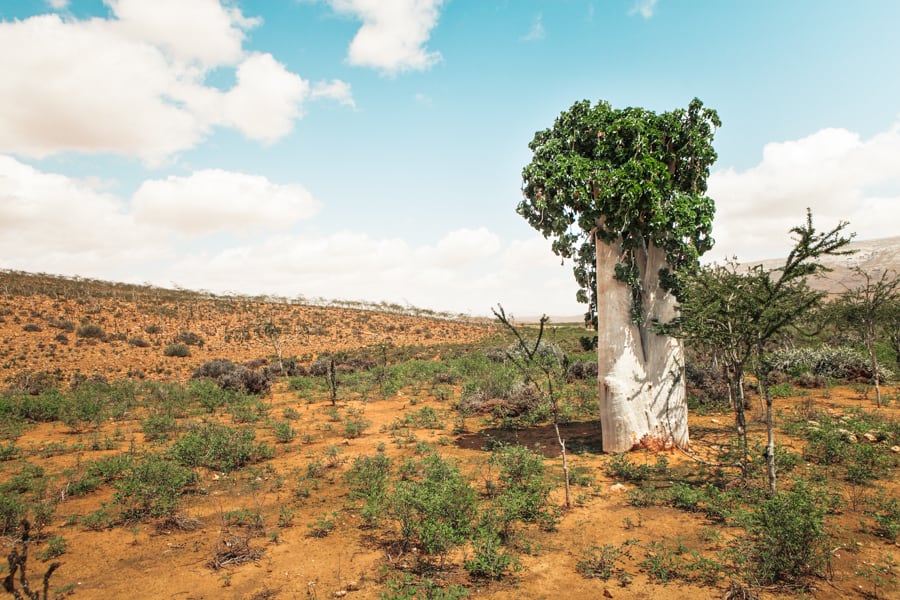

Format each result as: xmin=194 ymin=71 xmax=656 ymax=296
xmin=595 ymin=234 xmax=690 ymax=453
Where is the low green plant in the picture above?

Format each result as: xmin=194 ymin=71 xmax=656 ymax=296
xmin=639 ymin=540 xmax=686 ymax=585
xmin=307 ymin=511 xmax=336 ymax=538
xmin=735 ymin=481 xmax=829 ymax=586
xmin=170 ymin=423 xmax=262 ymax=472
xmin=39 ymin=535 xmax=67 ymax=560
xmin=344 ymin=453 xmax=392 ymax=526
xmin=380 ymin=573 xmax=468 ymax=600
xmin=869 ymin=497 xmax=900 ymax=542
xmin=389 ymin=454 xmax=477 ymax=558
xmin=274 ymin=422 xmax=295 ymax=443
xmin=163 ymin=343 xmax=191 ymax=358
xmin=114 ymin=453 xmax=197 ymax=518
xmin=464 ymin=513 xmax=518 ymax=579
xmin=576 ymin=540 xmax=637 ymax=580
xmin=488 ymin=444 xmax=555 ymax=533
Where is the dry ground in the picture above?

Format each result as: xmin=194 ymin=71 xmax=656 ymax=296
xmin=1 ymin=279 xmax=898 ymax=600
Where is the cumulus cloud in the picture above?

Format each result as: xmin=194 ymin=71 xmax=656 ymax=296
xmin=328 ymin=0 xmax=445 ymax=75
xmin=708 ymin=120 xmax=900 ymax=261
xmin=107 ymin=0 xmax=258 ymax=67
xmin=222 ymin=53 xmax=310 ymax=142
xmin=311 ymin=79 xmax=357 ymax=108
xmin=132 ymin=169 xmax=320 ymax=235
xmin=0 ymin=155 xmax=170 ymax=273
xmin=0 ymin=4 xmax=352 ymax=164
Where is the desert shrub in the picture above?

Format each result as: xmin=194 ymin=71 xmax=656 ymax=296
xmin=114 ymin=453 xmax=197 ymax=518
xmin=13 ymin=388 xmax=64 ymax=422
xmin=483 ymin=347 xmax=508 ymax=363
xmin=48 ymin=318 xmax=75 ymax=332
xmin=606 ymin=453 xmax=655 ymax=482
xmin=170 ymin=423 xmax=261 ymax=472
xmin=22 ymin=323 xmax=41 ymax=332
xmin=343 ymin=407 xmax=371 ymax=438
xmin=76 ymin=323 xmax=106 ymax=340
xmin=344 ymin=453 xmax=392 ymax=526
xmin=141 ymin=412 xmax=178 ymax=442
xmin=61 ymin=386 xmax=109 ymax=431
xmin=274 ymin=421 xmax=295 ymax=443
xmin=566 ymin=360 xmax=598 ymax=381
xmin=128 ymin=337 xmax=151 ymax=348
xmin=577 ymin=540 xmax=637 ymax=580
xmin=5 ymin=370 xmax=61 ymax=396
xmin=767 ymin=345 xmax=894 ymax=382
xmin=488 ymin=444 xmax=554 ymax=532
xmin=0 ymin=492 xmax=25 ymax=535
xmin=173 ymin=330 xmax=204 ymax=346
xmin=736 ymin=482 xmax=829 ymax=586
xmin=684 ymin=362 xmax=730 ymax=411
xmin=163 ymin=343 xmax=191 ymax=358
xmin=464 ymin=513 xmax=518 ymax=579
xmin=506 ymin=339 xmax=565 ymax=367
xmin=389 ymin=454 xmax=478 ymax=557
xmin=380 ymin=574 xmax=469 ymax=600
xmin=192 ymin=359 xmax=273 ymax=395
xmin=869 ymin=497 xmax=900 ymax=542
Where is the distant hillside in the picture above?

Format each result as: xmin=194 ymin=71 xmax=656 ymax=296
xmin=744 ymin=235 xmax=900 ymax=296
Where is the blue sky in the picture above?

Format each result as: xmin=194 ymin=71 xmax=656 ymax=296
xmin=1 ymin=0 xmax=898 ymax=317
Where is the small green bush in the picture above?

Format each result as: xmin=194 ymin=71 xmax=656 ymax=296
xmin=737 ymin=482 xmax=829 ymax=586
xmin=114 ymin=453 xmax=197 ymax=518
xmin=170 ymin=423 xmax=261 ymax=472
xmin=389 ymin=454 xmax=477 ymax=557
xmin=488 ymin=444 xmax=555 ymax=532
xmin=274 ymin=422 xmax=295 ymax=443
xmin=344 ymin=453 xmax=392 ymax=526
xmin=577 ymin=540 xmax=637 ymax=580
xmin=76 ymin=323 xmax=106 ymax=340
xmin=464 ymin=513 xmax=518 ymax=579
xmin=163 ymin=343 xmax=191 ymax=358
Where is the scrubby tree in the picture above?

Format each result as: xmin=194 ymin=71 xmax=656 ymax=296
xmin=519 ymin=98 xmax=720 ymax=452
xmin=679 ymin=211 xmax=853 ymax=492
xmin=829 ymin=268 xmax=899 ymax=406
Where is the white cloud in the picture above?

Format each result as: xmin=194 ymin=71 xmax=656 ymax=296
xmin=708 ymin=120 xmax=900 ymax=261
xmin=0 ymin=4 xmax=349 ymax=164
xmin=0 ymin=155 xmax=170 ymax=272
xmin=328 ymin=0 xmax=445 ymax=75
xmin=107 ymin=0 xmax=259 ymax=67
xmin=521 ymin=14 xmax=545 ymax=42
xmin=132 ymin=169 xmax=320 ymax=235
xmin=46 ymin=0 xmax=69 ymax=9
xmin=222 ymin=53 xmax=309 ymax=142
xmin=629 ymin=0 xmax=658 ymax=19
xmin=311 ymin=79 xmax=356 ymax=108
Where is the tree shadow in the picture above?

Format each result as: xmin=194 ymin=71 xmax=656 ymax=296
xmin=455 ymin=420 xmax=604 ymax=457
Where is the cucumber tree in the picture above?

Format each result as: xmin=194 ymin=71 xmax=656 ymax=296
xmin=519 ymin=98 xmax=720 ymax=452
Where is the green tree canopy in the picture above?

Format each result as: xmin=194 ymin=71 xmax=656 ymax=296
xmin=519 ymin=98 xmax=721 ymax=324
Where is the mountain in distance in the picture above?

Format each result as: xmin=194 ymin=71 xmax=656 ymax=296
xmin=742 ymin=235 xmax=900 ymax=296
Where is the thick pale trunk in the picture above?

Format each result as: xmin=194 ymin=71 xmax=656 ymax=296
xmin=596 ymin=234 xmax=689 ymax=453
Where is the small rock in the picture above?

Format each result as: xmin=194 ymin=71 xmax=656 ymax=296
xmin=891 ymin=446 xmax=900 ymax=453
xmin=603 ymin=589 xmax=613 ymax=598
xmin=863 ymin=432 xmax=878 ymax=443
xmin=345 ymin=581 xmax=359 ymax=591
xmin=847 ymin=434 xmax=858 ymax=444
xmin=610 ymin=483 xmax=627 ymax=493
xmin=806 ymin=420 xmax=821 ymax=428
xmin=710 ymin=418 xmax=721 ymax=424
xmin=334 ymin=591 xmax=347 ymax=598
